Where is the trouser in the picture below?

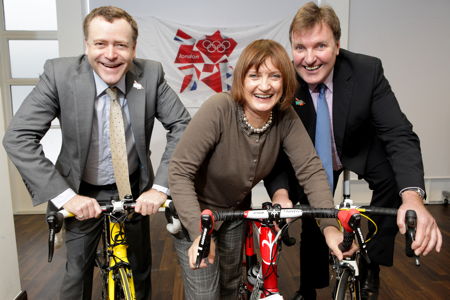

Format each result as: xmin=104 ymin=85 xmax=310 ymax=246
xmin=299 ymin=160 xmax=401 ymax=289
xmin=173 ymin=219 xmax=245 ymax=300
xmin=59 ymin=178 xmax=152 ymax=300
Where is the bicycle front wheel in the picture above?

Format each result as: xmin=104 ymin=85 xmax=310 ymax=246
xmin=114 ymin=267 xmax=136 ymax=300
xmin=334 ymin=268 xmax=359 ymax=300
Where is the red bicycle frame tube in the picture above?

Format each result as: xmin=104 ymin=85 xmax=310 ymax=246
xmin=246 ymin=220 xmax=281 ymax=297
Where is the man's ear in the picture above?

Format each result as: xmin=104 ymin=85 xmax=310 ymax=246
xmin=84 ymin=40 xmax=88 ymax=55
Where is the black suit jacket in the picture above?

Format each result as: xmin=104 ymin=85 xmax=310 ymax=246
xmin=265 ymin=49 xmax=425 ymax=200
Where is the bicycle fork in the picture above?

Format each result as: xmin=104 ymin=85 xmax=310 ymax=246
xmin=107 ymin=218 xmax=136 ymax=299
xmin=243 ymin=221 xmax=283 ymax=299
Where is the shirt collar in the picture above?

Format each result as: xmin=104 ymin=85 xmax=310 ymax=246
xmin=93 ymin=71 xmax=126 ymax=97
xmin=308 ymin=69 xmax=334 ymax=93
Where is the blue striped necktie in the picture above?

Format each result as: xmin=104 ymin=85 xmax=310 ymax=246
xmin=315 ymin=83 xmax=333 ymax=189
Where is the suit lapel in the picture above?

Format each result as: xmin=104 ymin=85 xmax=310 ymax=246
xmin=293 ymin=75 xmax=316 ymax=142
xmin=125 ymin=62 xmax=147 ymax=165
xmin=332 ymin=52 xmax=353 ymax=156
xmin=74 ymin=57 xmax=96 ymax=173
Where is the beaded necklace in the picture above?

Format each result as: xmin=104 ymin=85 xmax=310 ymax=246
xmin=241 ymin=110 xmax=273 ymax=134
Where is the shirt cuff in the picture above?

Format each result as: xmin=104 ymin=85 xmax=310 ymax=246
xmin=152 ymin=184 xmax=170 ymax=196
xmin=50 ymin=188 xmax=77 ymax=209
xmin=399 ymin=187 xmax=425 ymax=199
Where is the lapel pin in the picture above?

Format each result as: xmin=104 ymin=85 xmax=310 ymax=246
xmin=295 ymin=98 xmax=305 ymax=106
xmin=133 ymin=80 xmax=143 ymax=90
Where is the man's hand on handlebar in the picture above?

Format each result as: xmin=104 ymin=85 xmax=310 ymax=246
xmin=271 ymin=189 xmax=294 ymax=231
xmin=135 ymin=189 xmax=167 ymax=216
xmin=398 ymin=192 xmax=442 ymax=256
xmin=188 ymin=235 xmax=216 ymax=269
xmin=63 ymin=194 xmax=102 ymax=220
xmin=271 ymin=189 xmax=293 ymax=209
xmin=323 ymin=226 xmax=358 ymax=260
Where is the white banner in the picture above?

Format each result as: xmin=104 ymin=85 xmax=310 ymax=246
xmin=136 ymin=16 xmax=292 ymax=107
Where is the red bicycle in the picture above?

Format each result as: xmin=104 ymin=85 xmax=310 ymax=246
xmin=195 ymin=202 xmax=418 ymax=300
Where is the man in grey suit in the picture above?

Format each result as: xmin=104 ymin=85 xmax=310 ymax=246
xmin=3 ymin=6 xmax=190 ymax=300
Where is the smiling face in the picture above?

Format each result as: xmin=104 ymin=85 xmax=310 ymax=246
xmin=243 ymin=58 xmax=283 ymax=120
xmin=85 ymin=16 xmax=136 ymax=86
xmin=291 ymin=21 xmax=340 ymax=87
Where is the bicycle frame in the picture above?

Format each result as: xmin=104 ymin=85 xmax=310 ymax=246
xmin=243 ymin=218 xmax=283 ymax=299
xmin=103 ymin=213 xmax=136 ymax=299
xmin=330 ymin=170 xmax=361 ymax=300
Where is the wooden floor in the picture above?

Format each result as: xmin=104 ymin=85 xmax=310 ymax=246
xmin=14 ymin=204 xmax=449 ymax=299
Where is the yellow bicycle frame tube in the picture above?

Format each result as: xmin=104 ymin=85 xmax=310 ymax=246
xmin=107 ymin=217 xmax=136 ymax=300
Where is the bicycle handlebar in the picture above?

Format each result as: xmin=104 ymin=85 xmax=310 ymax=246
xmin=46 ymin=196 xmax=136 ymax=263
xmin=195 ymin=204 xmax=419 ymax=268
xmin=47 ymin=196 xmax=181 ymax=263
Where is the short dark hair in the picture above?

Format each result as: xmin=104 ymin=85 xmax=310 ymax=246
xmin=289 ymin=1 xmax=341 ymax=43
xmin=83 ymin=6 xmax=138 ymax=43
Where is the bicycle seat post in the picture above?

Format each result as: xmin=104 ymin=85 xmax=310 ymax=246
xmin=341 ymin=169 xmax=354 ymax=209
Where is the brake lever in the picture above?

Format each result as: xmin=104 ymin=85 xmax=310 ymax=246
xmin=47 ymin=211 xmax=64 ymax=262
xmin=351 ymin=215 xmax=371 ymax=264
xmin=195 ymin=210 xmax=214 ymax=269
xmin=338 ymin=209 xmax=370 ymax=264
xmin=278 ymin=219 xmax=296 ymax=247
xmin=405 ymin=210 xmax=420 ymax=266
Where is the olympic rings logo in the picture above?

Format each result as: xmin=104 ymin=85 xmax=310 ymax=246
xmin=201 ymin=40 xmax=231 ymax=53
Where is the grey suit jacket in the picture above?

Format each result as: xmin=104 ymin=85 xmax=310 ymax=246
xmin=3 ymin=55 xmax=190 ymax=206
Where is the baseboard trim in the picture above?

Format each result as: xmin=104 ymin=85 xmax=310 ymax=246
xmin=15 ymin=290 xmax=27 ymax=300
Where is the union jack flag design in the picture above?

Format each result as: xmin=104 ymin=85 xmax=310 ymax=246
xmin=174 ymin=29 xmax=237 ymax=93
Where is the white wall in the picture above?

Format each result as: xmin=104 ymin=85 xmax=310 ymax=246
xmin=347 ymin=0 xmax=450 ymax=202
xmin=89 ymin=0 xmax=308 ymax=26
xmin=0 ymin=87 xmax=23 ymax=299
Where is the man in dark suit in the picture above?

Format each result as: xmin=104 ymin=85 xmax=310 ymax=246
xmin=265 ymin=2 xmax=442 ymax=300
xmin=3 ymin=6 xmax=190 ymax=300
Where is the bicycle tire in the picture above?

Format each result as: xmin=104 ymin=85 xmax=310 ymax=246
xmin=114 ymin=267 xmax=135 ymax=300
xmin=237 ymin=282 xmax=250 ymax=300
xmin=334 ymin=268 xmax=359 ymax=300
xmin=95 ymin=263 xmax=108 ymax=300
xmin=95 ymin=235 xmax=109 ymax=300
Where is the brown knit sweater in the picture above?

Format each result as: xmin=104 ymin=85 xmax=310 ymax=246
xmin=169 ymin=92 xmax=336 ymax=240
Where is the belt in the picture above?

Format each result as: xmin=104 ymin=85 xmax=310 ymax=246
xmin=81 ymin=170 xmax=140 ymax=191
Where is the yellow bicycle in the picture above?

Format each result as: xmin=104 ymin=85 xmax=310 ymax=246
xmin=47 ymin=196 xmax=180 ymax=300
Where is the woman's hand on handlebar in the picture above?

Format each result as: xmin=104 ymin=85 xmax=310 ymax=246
xmin=323 ymin=226 xmax=358 ymax=260
xmin=63 ymin=194 xmax=102 ymax=220
xmin=135 ymin=189 xmax=167 ymax=216
xmin=188 ymin=235 xmax=216 ymax=269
